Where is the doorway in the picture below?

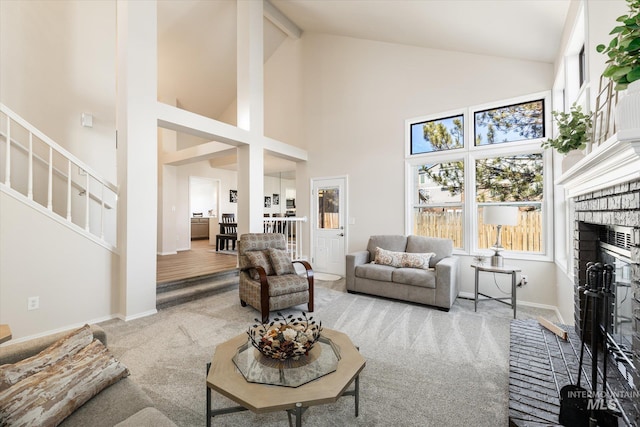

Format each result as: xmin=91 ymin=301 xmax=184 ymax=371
xmin=311 ymin=176 xmax=347 ymax=277
xmin=188 ymin=176 xmax=219 ymax=246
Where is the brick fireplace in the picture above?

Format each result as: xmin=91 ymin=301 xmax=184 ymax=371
xmin=559 ymin=134 xmax=640 ymax=390
xmin=572 ymin=181 xmax=640 ymax=386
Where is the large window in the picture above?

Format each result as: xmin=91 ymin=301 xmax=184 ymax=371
xmin=406 ymin=93 xmax=551 ymax=259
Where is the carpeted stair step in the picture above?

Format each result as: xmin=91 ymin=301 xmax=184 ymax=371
xmin=157 ymin=269 xmax=239 ymax=310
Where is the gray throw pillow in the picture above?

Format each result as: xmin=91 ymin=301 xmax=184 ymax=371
xmin=245 ymin=250 xmax=275 ymax=279
xmin=268 ymin=248 xmax=296 ymax=275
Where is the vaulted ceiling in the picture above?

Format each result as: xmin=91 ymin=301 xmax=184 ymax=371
xmin=157 ymin=0 xmax=571 ymax=175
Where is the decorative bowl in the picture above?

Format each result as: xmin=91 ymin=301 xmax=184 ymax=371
xmin=247 ymin=312 xmax=322 ymax=361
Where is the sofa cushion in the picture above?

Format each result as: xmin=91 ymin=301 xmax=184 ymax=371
xmin=367 ymin=235 xmax=407 ymax=260
xmin=245 ymin=250 xmax=275 ymax=279
xmin=392 ymin=268 xmax=437 ymax=288
xmin=268 ymin=248 xmax=296 ymax=275
xmin=0 ymin=324 xmax=93 ymax=392
xmin=355 ymin=264 xmax=395 ymax=282
xmin=406 ymin=235 xmax=453 ymax=268
xmin=60 ymin=377 xmax=155 ymax=427
xmin=0 ymin=339 xmax=129 ymax=427
xmin=374 ymin=247 xmax=404 ymax=267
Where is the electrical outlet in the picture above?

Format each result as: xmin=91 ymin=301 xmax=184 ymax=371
xmin=27 ymin=296 xmax=39 ymax=311
xmin=518 ymin=275 xmax=528 ymax=287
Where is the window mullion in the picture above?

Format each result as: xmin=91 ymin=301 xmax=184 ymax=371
xmin=467 ymin=152 xmax=477 ymax=255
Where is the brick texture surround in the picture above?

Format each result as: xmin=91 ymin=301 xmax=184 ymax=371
xmin=573 ymin=179 xmax=640 ymax=386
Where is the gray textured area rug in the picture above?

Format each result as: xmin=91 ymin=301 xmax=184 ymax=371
xmin=100 ymin=280 xmax=557 ymax=427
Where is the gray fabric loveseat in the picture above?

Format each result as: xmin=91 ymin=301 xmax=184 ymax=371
xmin=0 ymin=324 xmax=176 ymax=427
xmin=346 ymin=235 xmax=459 ymax=311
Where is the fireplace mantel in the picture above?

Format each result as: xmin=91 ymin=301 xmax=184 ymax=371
xmin=556 ymin=129 xmax=640 ymax=198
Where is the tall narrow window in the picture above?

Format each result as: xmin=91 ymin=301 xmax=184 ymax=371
xmin=412 ymin=161 xmax=464 ymax=248
xmin=579 ymin=45 xmax=586 ymax=88
xmin=476 ymin=154 xmax=544 ymax=253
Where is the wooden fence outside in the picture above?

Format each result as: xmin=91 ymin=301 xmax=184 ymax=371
xmin=413 ymin=209 xmax=542 ymax=252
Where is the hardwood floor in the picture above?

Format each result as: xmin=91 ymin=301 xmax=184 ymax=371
xmin=156 ymin=239 xmax=238 ymax=284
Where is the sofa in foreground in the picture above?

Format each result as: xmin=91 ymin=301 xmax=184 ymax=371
xmin=0 ymin=324 xmax=176 ymax=427
xmin=346 ymin=235 xmax=459 ymax=311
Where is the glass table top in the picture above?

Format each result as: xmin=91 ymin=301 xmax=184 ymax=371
xmin=232 ymin=336 xmax=341 ymax=388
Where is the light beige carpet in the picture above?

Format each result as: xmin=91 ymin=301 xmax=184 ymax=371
xmin=100 ymin=279 xmax=557 ymax=427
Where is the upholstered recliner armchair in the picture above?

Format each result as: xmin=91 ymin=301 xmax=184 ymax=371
xmin=238 ymin=233 xmax=314 ymax=322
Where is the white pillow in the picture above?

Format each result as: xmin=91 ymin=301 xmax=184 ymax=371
xmin=401 ymin=252 xmax=435 ymax=270
xmin=374 ymin=247 xmax=404 ymax=267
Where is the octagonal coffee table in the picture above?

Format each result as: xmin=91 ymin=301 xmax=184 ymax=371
xmin=206 ymin=328 xmax=365 ymax=427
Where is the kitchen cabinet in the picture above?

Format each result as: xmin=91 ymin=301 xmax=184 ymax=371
xmin=191 ymin=217 xmax=210 ymax=239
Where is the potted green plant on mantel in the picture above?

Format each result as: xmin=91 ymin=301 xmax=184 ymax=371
xmin=541 ymin=104 xmax=592 ymax=172
xmin=596 ymin=0 xmax=640 ymax=132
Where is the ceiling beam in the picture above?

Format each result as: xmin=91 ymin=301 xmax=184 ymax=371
xmin=157 ymin=102 xmax=308 ymax=163
xmin=264 ymin=0 xmax=301 ymax=39
xmin=161 ymin=142 xmax=233 ymax=166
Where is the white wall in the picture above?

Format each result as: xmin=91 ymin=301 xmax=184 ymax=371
xmin=0 ymin=0 xmax=117 ymax=183
xmin=0 ymin=0 xmax=120 ymax=340
xmin=291 ymin=34 xmax=555 ymax=304
xmin=264 ymin=37 xmax=304 ymax=148
xmin=297 ymin=33 xmax=553 ymax=249
xmin=0 ymin=191 xmax=117 ymax=339
xmin=457 ymin=256 xmax=559 ymax=311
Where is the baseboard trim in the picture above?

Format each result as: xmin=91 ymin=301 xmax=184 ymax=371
xmin=458 ymin=291 xmax=561 ymax=320
xmin=116 ymin=309 xmax=157 ymax=322
xmin=157 ymin=251 xmax=178 ymax=256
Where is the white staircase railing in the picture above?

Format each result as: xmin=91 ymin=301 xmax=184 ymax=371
xmin=262 ymin=216 xmax=307 ymax=261
xmin=0 ymin=104 xmax=118 ymax=249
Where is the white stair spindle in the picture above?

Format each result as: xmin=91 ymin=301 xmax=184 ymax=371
xmin=4 ymin=116 xmax=10 ymax=186
xmin=66 ymin=160 xmax=72 ymax=221
xmin=85 ymin=173 xmax=90 ymax=231
xmin=27 ymin=132 xmax=33 ymax=199
xmin=100 ymin=183 xmax=105 ymax=239
xmin=47 ymin=147 xmax=53 ymax=210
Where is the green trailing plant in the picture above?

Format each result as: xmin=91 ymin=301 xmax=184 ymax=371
xmin=596 ymin=0 xmax=640 ymax=90
xmin=541 ymin=104 xmax=592 ymax=154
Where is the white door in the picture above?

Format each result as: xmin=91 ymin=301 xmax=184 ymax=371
xmin=311 ymin=177 xmax=346 ymax=276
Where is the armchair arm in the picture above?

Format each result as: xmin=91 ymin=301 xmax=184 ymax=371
xmin=293 ymin=260 xmax=314 ymax=312
xmin=434 ymin=256 xmax=459 ymax=309
xmin=240 ymin=266 xmax=270 ymax=320
xmin=346 ymin=250 xmax=370 ymax=290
